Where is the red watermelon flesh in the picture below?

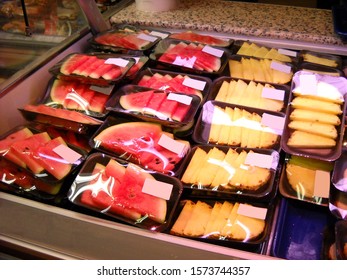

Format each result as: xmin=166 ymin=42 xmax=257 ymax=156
xmin=0 ymin=127 xmax=34 ymax=168
xmin=60 ymin=54 xmax=90 ymax=75
xmin=137 ymin=75 xmax=152 ymax=87
xmin=119 ymin=33 xmax=150 ymax=50
xmin=63 ymin=83 xmax=86 ymax=110
xmin=71 ymin=55 xmax=98 ymax=75
xmin=119 ymin=90 xmax=154 ymax=112
xmin=159 ymin=42 xmax=188 ymax=63
xmin=10 ymin=132 xmax=51 ymax=174
xmin=88 ymin=92 xmax=109 ymax=113
xmin=194 ymin=44 xmax=221 ymax=72
xmin=34 ymin=136 xmax=73 ymax=180
xmin=101 ymin=66 xmax=122 ymax=80
xmin=170 ymin=31 xmax=229 ymax=46
xmin=157 ymin=98 xmax=178 ymax=119
xmin=126 ymin=60 xmax=143 ymax=77
xmin=89 ymin=63 xmax=114 ymax=79
xmin=80 ymin=59 xmax=105 ymax=77
xmin=112 ymin=163 xmax=167 ymax=223
xmin=79 ymin=87 xmax=95 ymax=111
xmin=50 ymin=79 xmax=79 ymax=106
xmin=171 ymin=102 xmax=191 ymax=122
xmin=149 ymin=74 xmax=173 ymax=90
xmin=143 ymin=92 xmax=167 ymax=116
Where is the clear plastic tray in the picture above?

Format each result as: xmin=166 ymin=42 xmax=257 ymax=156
xmin=149 ymin=38 xmax=229 ymax=76
xmin=48 ymin=52 xmax=135 ymax=86
xmin=299 ymin=50 xmax=343 ymax=69
xmin=193 ymin=100 xmax=285 ymax=151
xmin=89 ymin=115 xmax=191 ymax=177
xmin=105 ymin=84 xmax=201 ymax=128
xmin=179 ymin=145 xmax=280 ymax=202
xmin=68 ymin=152 xmax=183 ymax=232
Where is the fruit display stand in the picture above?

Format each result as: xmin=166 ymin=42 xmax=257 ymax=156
xmin=1 ymin=1 xmax=347 ymax=260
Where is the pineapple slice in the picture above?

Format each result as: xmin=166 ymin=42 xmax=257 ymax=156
xmin=183 ymin=201 xmax=212 ymax=237
xmin=195 ymin=147 xmax=226 ymax=186
xmin=181 ymin=147 xmax=207 ymax=184
xmin=302 ymin=53 xmax=338 ymax=68
xmin=208 ymin=201 xmax=234 ymax=238
xmin=241 ymin=57 xmax=254 ymax=80
xmin=229 ymin=59 xmax=243 ymax=79
xmin=203 ymin=201 xmax=223 ymax=237
xmin=261 ymin=84 xmax=284 ymax=112
xmin=241 ymin=80 xmax=258 ymax=108
xmin=246 ymin=112 xmax=262 ymax=148
xmin=208 ymin=105 xmax=225 ymax=143
xmin=215 ymin=80 xmax=229 ymax=102
xmin=250 ymin=58 xmax=266 ymax=82
xmin=228 ymin=150 xmax=248 ymax=187
xmin=228 ymin=107 xmax=242 ymax=146
xmin=218 ymin=107 xmax=233 ymax=145
xmin=220 ymin=202 xmax=240 ymax=238
xmin=211 ymin=148 xmax=239 ymax=187
xmin=264 ymin=48 xmax=278 ymax=60
xmin=240 ymin=109 xmax=254 ymax=147
xmin=236 ymin=42 xmax=251 ymax=56
xmin=259 ymin=59 xmax=272 ymax=83
xmin=170 ymin=200 xmax=195 ymax=236
xmin=288 ymin=120 xmax=338 ymax=139
xmin=287 ymin=130 xmax=336 ymax=148
xmin=225 ymin=80 xmax=237 ymax=103
xmin=291 ymin=96 xmax=342 ymax=115
xmin=229 ymin=79 xmax=248 ymax=105
xmin=286 ymin=163 xmax=316 ymax=198
xmin=290 ymin=109 xmax=341 ymax=126
xmin=253 ymin=46 xmax=269 ymax=58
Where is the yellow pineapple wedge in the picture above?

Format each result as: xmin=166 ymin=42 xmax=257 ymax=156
xmin=302 ymin=53 xmax=338 ymax=68
xmin=262 ymin=84 xmax=284 ymax=112
xmin=264 ymin=48 xmax=278 ymax=60
xmin=211 ymin=148 xmax=239 ymax=188
xmin=229 ymin=79 xmax=248 ymax=105
xmin=228 ymin=150 xmax=248 ymax=188
xmin=195 ymin=147 xmax=226 ymax=186
xmin=241 ymin=57 xmax=254 ymax=80
xmin=236 ymin=42 xmax=251 ymax=56
xmin=218 ymin=107 xmax=233 ymax=145
xmin=254 ymin=46 xmax=269 ymax=58
xmin=290 ymin=109 xmax=340 ymax=126
xmin=228 ymin=107 xmax=242 ymax=146
xmin=291 ymin=96 xmax=342 ymax=115
xmin=181 ymin=147 xmax=207 ymax=184
xmin=240 ymin=108 xmax=254 ymax=147
xmin=208 ymin=201 xmax=234 ymax=238
xmin=259 ymin=120 xmax=279 ymax=149
xmin=183 ymin=201 xmax=212 ymax=237
xmin=259 ymin=59 xmax=272 ymax=83
xmin=229 ymin=59 xmax=243 ymax=79
xmin=170 ymin=200 xmax=195 ymax=236
xmin=215 ymin=80 xmax=229 ymax=102
xmin=246 ymin=113 xmax=263 ymax=148
xmin=226 ymin=79 xmax=237 ymax=103
xmin=250 ymin=58 xmax=266 ymax=82
xmin=203 ymin=201 xmax=223 ymax=237
xmin=220 ymin=202 xmax=240 ymax=238
xmin=288 ymin=120 xmax=338 ymax=139
xmin=228 ymin=206 xmax=266 ymax=241
xmin=208 ymin=105 xmax=225 ymax=143
xmin=287 ymin=130 xmax=336 ymax=148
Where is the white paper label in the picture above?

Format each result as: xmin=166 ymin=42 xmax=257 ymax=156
xmin=270 ymin=61 xmax=291 ymax=74
xmin=278 ymin=48 xmax=297 ymax=57
xmin=261 ymin=87 xmax=285 ymax=101
xmin=299 ymin=74 xmax=318 ymax=95
xmin=261 ymin=113 xmax=285 ymax=135
xmin=158 ymin=133 xmax=187 ymax=156
xmin=105 ymin=58 xmax=129 ymax=67
xmin=237 ymin=204 xmax=267 ymax=220
xmin=314 ymin=170 xmax=330 ymax=198
xmin=167 ymin=92 xmax=192 ymax=105
xmin=142 ymin=178 xmax=173 ymax=200
xmin=90 ymin=84 xmax=114 ymax=95
xmin=172 ymin=56 xmax=196 ymax=68
xmin=245 ymin=153 xmax=273 ymax=169
xmin=137 ymin=33 xmax=158 ymax=42
xmin=53 ymin=144 xmax=82 ymax=164
xmin=183 ymin=77 xmax=206 ymax=91
xmin=149 ymin=30 xmax=169 ymax=39
xmin=202 ymin=45 xmax=224 ymax=58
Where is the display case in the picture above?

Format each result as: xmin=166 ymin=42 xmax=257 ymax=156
xmin=0 ymin=0 xmax=346 ymax=260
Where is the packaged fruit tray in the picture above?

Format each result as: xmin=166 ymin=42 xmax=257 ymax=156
xmin=168 ymin=31 xmax=233 ymax=48
xmin=68 ymin=152 xmax=183 ymax=232
xmin=298 ymin=62 xmax=345 ymax=77
xmin=89 ymin=115 xmax=191 ymax=177
xmin=88 ymin=24 xmax=163 ymax=53
xmin=232 ymin=40 xmax=299 ymax=64
xmin=132 ymin=67 xmax=213 ymax=105
xmin=18 ymin=103 xmax=104 ymax=135
xmin=280 ymin=70 xmax=347 ymax=161
xmin=168 ymin=198 xmax=275 ymax=251
xmin=193 ymin=100 xmax=286 ymax=152
xmin=279 ymin=154 xmax=335 ymax=207
xmin=298 ymin=50 xmax=343 ymax=69
xmin=0 ymin=125 xmax=87 ymax=185
xmin=48 ymin=52 xmax=136 ymax=86
xmin=179 ymin=144 xmax=280 ymax=202
xmin=271 ymin=197 xmax=334 ymax=260
xmin=228 ymin=54 xmax=295 ymax=85
xmin=209 ymin=76 xmax=291 ymax=114
xmin=105 ymin=84 xmax=201 ymax=129
xmin=149 ymin=38 xmax=229 ymax=76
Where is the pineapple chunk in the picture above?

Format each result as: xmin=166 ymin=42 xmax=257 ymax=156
xmin=183 ymin=201 xmax=212 ymax=237
xmin=289 ymin=109 xmax=340 ymax=126
xmin=229 ymin=79 xmax=248 ymax=105
xmin=250 ymin=58 xmax=266 ymax=82
xmin=218 ymin=107 xmax=233 ymax=145
xmin=287 ymin=130 xmax=336 ymax=148
xmin=228 ymin=107 xmax=242 ymax=146
xmin=291 ymin=96 xmax=342 ymax=115
xmin=288 ymin=120 xmax=338 ymax=139
xmin=170 ymin=200 xmax=195 ymax=236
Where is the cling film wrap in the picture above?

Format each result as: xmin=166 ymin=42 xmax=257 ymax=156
xmin=180 ymin=145 xmax=279 ymax=201
xmin=105 ymin=84 xmax=201 ymax=128
xmin=149 ymin=38 xmax=229 ymax=75
xmin=194 ymin=101 xmax=285 ymax=151
xmin=68 ymin=153 xmax=183 ymax=232
xmin=281 ymin=154 xmax=334 ymax=206
xmin=91 ymin=116 xmax=190 ymax=176
xmin=0 ymin=126 xmax=86 ymax=183
xmin=48 ymin=52 xmax=135 ymax=86
xmin=170 ymin=199 xmax=271 ymax=245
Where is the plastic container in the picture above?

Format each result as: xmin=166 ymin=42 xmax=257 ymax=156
xmin=279 ymin=154 xmax=334 ymax=206
xmin=48 ymin=52 xmax=135 ymax=86
xmin=68 ymin=152 xmax=183 ymax=232
xmin=298 ymin=62 xmax=345 ymax=77
xmin=132 ymin=67 xmax=213 ymax=105
xmin=0 ymin=125 xmax=87 ymax=184
xmin=271 ymin=198 xmax=333 ymax=260
xmin=193 ymin=100 xmax=285 ymax=152
xmin=281 ymin=71 xmax=347 ymax=162
xmin=105 ymin=84 xmax=201 ymax=128
xmin=149 ymin=38 xmax=229 ymax=76
xmin=89 ymin=115 xmax=191 ymax=177
xmin=168 ymin=31 xmax=233 ymax=48
xmin=179 ymin=145 xmax=280 ymax=202
xmin=169 ymin=198 xmax=275 ymax=251
xmin=209 ymin=76 xmax=290 ymax=113
xmin=228 ymin=54 xmax=294 ymax=85
xmin=299 ymin=50 xmax=343 ymax=69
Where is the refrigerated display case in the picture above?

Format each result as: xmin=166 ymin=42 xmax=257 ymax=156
xmin=0 ymin=0 xmax=346 ymax=260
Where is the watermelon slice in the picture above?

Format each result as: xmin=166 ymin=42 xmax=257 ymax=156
xmin=119 ymin=90 xmax=155 ymax=112
xmin=157 ymin=98 xmax=178 ymax=119
xmin=101 ymin=66 xmax=122 ymax=80
xmin=71 ymin=55 xmax=99 ymax=75
xmin=169 ymin=31 xmax=229 ymax=47
xmin=143 ymin=92 xmax=167 ymax=116
xmin=60 ymin=54 xmax=91 ymax=75
xmin=10 ymin=132 xmax=51 ymax=174
xmin=88 ymin=93 xmax=109 ymax=113
xmin=171 ymin=103 xmax=191 ymax=122
xmin=89 ymin=63 xmax=115 ymax=79
xmin=137 ymin=75 xmax=152 ymax=87
xmin=112 ymin=163 xmax=167 ymax=223
xmin=34 ymin=136 xmax=73 ymax=180
xmin=0 ymin=127 xmax=34 ymax=168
